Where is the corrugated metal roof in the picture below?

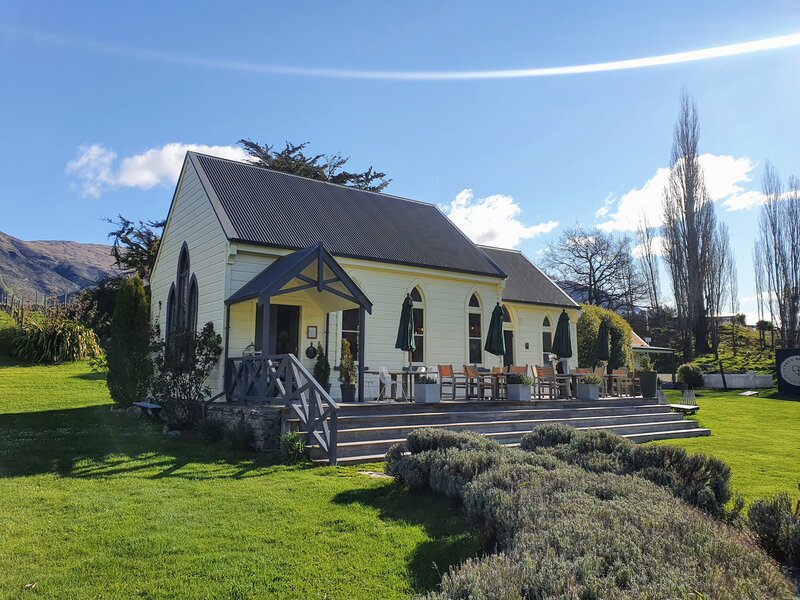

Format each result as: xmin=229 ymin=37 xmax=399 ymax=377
xmin=478 ymin=245 xmax=579 ymax=309
xmin=189 ymin=152 xmax=505 ymax=278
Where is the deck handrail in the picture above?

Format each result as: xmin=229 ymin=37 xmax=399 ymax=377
xmin=226 ymin=355 xmax=338 ymax=465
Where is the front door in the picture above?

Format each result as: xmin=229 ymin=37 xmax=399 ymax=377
xmin=255 ymin=304 xmax=301 ymax=356
xmin=503 ymin=330 xmax=514 ymax=367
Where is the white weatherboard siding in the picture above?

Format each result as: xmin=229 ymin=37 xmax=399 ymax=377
xmin=508 ymin=304 xmax=580 ymax=370
xmin=225 ymin=244 xmax=581 ymax=400
xmin=150 ymin=160 xmax=228 ymax=391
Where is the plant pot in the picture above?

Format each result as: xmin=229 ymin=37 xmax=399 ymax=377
xmin=415 ymin=383 xmax=441 ymax=404
xmin=340 ymin=383 xmax=356 ymax=403
xmin=506 ymin=384 xmax=532 ymax=401
xmin=576 ymin=383 xmax=600 ymax=401
xmin=640 ymin=371 xmax=658 ymax=398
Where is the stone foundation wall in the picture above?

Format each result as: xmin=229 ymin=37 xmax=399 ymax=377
xmin=205 ymin=403 xmax=285 ymax=455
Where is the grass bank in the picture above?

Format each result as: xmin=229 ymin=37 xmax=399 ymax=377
xmin=0 ymin=359 xmax=479 ymax=599
xmin=658 ymin=388 xmax=800 ymax=503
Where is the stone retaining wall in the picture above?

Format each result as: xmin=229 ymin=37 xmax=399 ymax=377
xmin=205 ymin=403 xmax=285 ymax=455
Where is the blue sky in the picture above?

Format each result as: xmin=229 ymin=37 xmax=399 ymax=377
xmin=1 ymin=1 xmax=799 ymax=322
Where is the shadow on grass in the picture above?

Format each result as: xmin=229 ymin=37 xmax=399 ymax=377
xmin=0 ymin=404 xmax=282 ymax=480
xmin=71 ymin=371 xmax=106 ymax=381
xmin=333 ymin=484 xmax=483 ymax=595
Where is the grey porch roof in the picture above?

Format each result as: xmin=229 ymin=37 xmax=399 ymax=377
xmin=189 ymin=152 xmax=505 ymax=279
xmin=226 ymin=243 xmax=372 ymax=313
xmin=478 ymin=245 xmax=579 ymax=309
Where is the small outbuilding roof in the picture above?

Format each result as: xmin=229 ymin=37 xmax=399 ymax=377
xmin=477 ymin=245 xmax=579 ymax=309
xmin=188 ymin=152 xmax=505 ymax=279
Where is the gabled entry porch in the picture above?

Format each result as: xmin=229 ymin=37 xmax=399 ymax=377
xmin=224 ymin=243 xmax=373 ymax=403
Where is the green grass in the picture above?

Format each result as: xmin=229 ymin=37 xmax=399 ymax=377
xmin=0 ymin=359 xmax=480 ymax=599
xmin=658 ymin=389 xmax=800 ymax=503
xmin=693 ymin=323 xmax=775 ymax=373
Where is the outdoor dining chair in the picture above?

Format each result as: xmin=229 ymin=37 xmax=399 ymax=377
xmin=609 ymin=369 xmax=634 ymax=397
xmin=533 ymin=365 xmax=570 ymax=399
xmin=438 ymin=364 xmax=467 ymax=400
xmin=491 ymin=366 xmax=507 ymax=399
xmin=378 ymin=366 xmax=405 ymax=401
xmin=463 ymin=365 xmax=493 ymax=400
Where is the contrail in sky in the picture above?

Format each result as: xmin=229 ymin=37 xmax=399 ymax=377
xmin=4 ymin=27 xmax=800 ymax=80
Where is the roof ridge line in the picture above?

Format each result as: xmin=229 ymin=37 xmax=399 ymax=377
xmin=189 ymin=150 xmax=441 ymax=209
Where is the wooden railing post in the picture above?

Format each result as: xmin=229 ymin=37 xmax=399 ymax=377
xmin=225 ymin=353 xmax=339 ymax=465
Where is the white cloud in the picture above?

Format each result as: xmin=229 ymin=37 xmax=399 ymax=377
xmin=66 ymin=142 xmax=248 ymax=197
xmin=442 ymin=189 xmax=558 ymax=248
xmin=597 ymin=153 xmax=763 ymax=232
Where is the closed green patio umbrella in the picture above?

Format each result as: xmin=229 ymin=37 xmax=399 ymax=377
xmin=595 ymin=319 xmax=611 ymax=365
xmin=394 ymin=294 xmax=415 ymax=366
xmin=552 ymin=309 xmax=573 ymax=360
xmin=484 ymin=303 xmax=506 ymax=358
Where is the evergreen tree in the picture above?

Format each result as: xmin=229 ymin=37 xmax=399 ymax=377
xmin=107 ymin=276 xmax=152 ymax=407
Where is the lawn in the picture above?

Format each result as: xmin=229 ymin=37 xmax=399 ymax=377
xmin=659 ymin=388 xmax=800 ymax=503
xmin=0 ymin=358 xmax=480 ymax=599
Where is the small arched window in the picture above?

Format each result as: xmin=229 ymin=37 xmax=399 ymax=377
xmin=187 ymin=275 xmax=199 ymax=333
xmin=166 ymin=283 xmax=176 ymax=340
xmin=177 ymin=244 xmax=190 ymax=329
xmin=468 ymin=294 xmax=482 ymax=363
xmin=541 ymin=315 xmax=553 ymax=365
xmin=410 ymin=286 xmax=424 ymax=363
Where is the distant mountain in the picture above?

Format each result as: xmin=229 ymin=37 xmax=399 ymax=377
xmin=0 ymin=231 xmax=117 ymax=300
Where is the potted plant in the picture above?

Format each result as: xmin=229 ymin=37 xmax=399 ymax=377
xmin=505 ymin=373 xmax=533 ymax=401
xmin=313 ymin=343 xmax=332 ymax=393
xmin=414 ymin=374 xmax=440 ymax=404
xmin=638 ymin=354 xmax=658 ymax=398
xmin=339 ymin=338 xmax=356 ymax=402
xmin=576 ymin=374 xmax=603 ymax=401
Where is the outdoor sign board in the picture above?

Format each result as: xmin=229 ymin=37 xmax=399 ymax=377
xmin=776 ymin=349 xmax=800 ymax=397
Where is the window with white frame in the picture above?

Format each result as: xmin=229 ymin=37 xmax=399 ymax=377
xmin=410 ymin=286 xmax=424 ymax=363
xmin=541 ymin=315 xmax=552 ymax=365
xmin=468 ymin=293 xmax=482 ymax=364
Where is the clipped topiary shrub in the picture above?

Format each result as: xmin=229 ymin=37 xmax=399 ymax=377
xmin=577 ymin=304 xmax=633 ymax=370
xmin=523 ymin=425 xmax=733 ymax=518
xmin=389 ymin=430 xmax=793 ymax=599
xmin=404 ymin=428 xmax=498 ymax=454
xmin=519 ymin=423 xmax=576 ymax=450
xmin=677 ymin=362 xmax=705 ymax=389
xmin=107 ymin=275 xmax=151 ymax=407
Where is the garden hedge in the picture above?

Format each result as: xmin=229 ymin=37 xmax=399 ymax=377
xmin=386 ymin=428 xmax=793 ymax=599
xmin=577 ymin=304 xmax=633 ymax=370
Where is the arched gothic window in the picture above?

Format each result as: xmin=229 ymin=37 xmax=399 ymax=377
xmin=468 ymin=294 xmax=482 ymax=364
xmin=542 ymin=315 xmax=553 ymax=365
xmin=410 ymin=286 xmax=424 ymax=363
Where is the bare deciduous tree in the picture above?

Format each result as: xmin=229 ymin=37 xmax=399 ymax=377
xmin=754 ymin=162 xmax=800 ymax=348
xmin=636 ymin=216 xmax=661 ymax=312
xmin=543 ymin=226 xmax=644 ymax=311
xmin=661 ymin=91 xmax=717 ymax=359
xmin=705 ymin=222 xmax=735 ymax=357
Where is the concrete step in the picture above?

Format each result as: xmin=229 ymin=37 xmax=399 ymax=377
xmin=333 ymin=397 xmax=652 ymax=415
xmin=327 ymin=426 xmax=710 ymax=465
xmin=625 ymin=428 xmax=711 ymax=443
xmin=311 ymin=419 xmax=701 ymax=460
xmin=289 ymin=404 xmax=671 ymax=430
xmin=336 ymin=412 xmax=684 ymax=442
